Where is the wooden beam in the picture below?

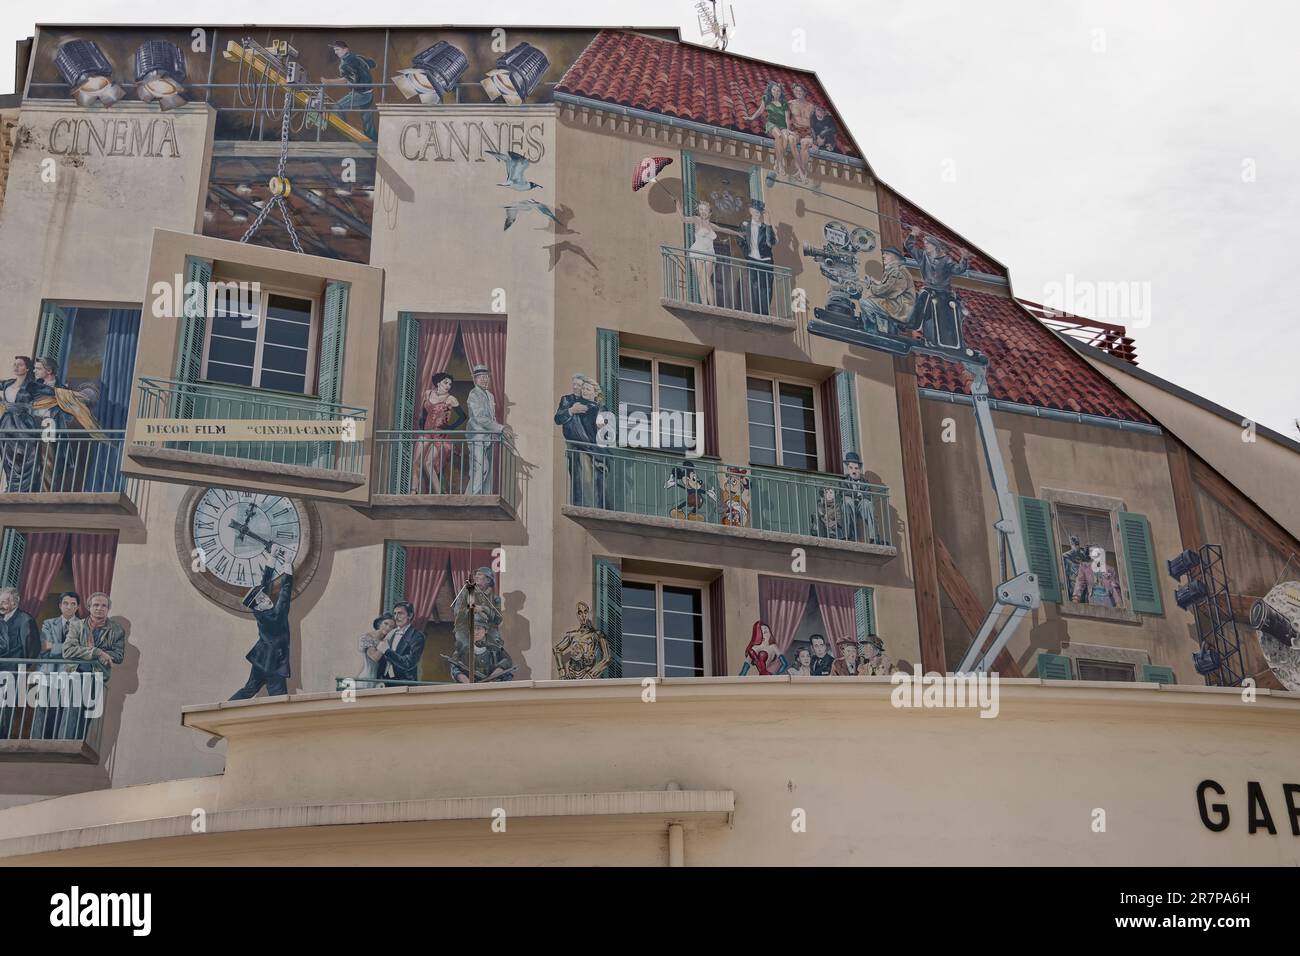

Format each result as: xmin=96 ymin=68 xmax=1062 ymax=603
xmin=894 ymin=354 xmax=946 ymax=672
xmin=1165 ymin=436 xmax=1204 ymax=551
xmin=1190 ymin=457 xmax=1300 ymax=563
xmin=936 ymin=536 xmax=1023 ymax=676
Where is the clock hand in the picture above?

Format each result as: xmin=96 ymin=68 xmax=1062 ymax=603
xmin=226 ymin=519 xmax=274 ymax=553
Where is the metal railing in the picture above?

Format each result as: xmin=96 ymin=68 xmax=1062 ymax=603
xmin=0 ymin=658 xmax=107 ymax=753
xmin=0 ymin=429 xmax=134 ymax=496
xmin=662 ymin=245 xmax=795 ymax=319
xmin=376 ymin=430 xmax=519 ymax=506
xmin=134 ymin=377 xmax=367 ymax=475
xmin=563 ymin=443 xmax=891 ymax=546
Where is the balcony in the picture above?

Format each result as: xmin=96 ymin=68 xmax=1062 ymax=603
xmin=368 ymin=430 xmax=520 ymax=520
xmin=127 ymin=377 xmax=368 ymax=495
xmin=660 ymin=245 xmax=796 ymax=330
xmin=0 ymin=659 xmax=106 ymax=763
xmin=0 ymin=430 xmax=140 ymax=517
xmin=560 ymin=443 xmax=895 ymax=559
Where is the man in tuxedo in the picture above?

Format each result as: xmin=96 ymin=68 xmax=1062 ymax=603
xmin=0 ymin=586 xmax=38 ymax=738
xmin=737 ymin=198 xmax=778 ymax=315
xmin=229 ymin=566 xmax=294 ymax=700
xmin=378 ymin=601 xmax=425 ymax=684
xmin=36 ymin=590 xmax=79 ymax=738
xmin=554 ymin=373 xmax=594 ymax=505
xmin=465 ymin=365 xmax=514 ymax=495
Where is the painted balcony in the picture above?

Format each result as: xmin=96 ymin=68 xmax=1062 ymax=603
xmin=128 ymin=377 xmax=368 ymax=493
xmin=560 ymin=443 xmax=896 ymax=559
xmin=368 ymin=430 xmax=520 ymax=520
xmin=0 ymin=658 xmax=107 ymax=764
xmin=660 ymin=245 xmax=796 ymax=329
xmin=0 ymin=430 xmax=139 ymax=518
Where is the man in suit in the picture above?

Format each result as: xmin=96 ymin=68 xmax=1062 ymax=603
xmin=61 ymin=591 xmax=125 ymax=739
xmin=229 ymin=566 xmax=294 ymax=700
xmin=35 ymin=590 xmax=79 ymax=738
xmin=377 ymin=601 xmax=425 ymax=684
xmin=554 ymin=373 xmax=594 ymax=505
xmin=0 ymin=585 xmax=38 ymax=739
xmin=465 ymin=365 xmax=514 ymax=496
xmin=737 ymin=198 xmax=778 ymax=315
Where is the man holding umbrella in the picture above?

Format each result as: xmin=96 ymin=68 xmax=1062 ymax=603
xmin=229 ymin=558 xmax=295 ymax=700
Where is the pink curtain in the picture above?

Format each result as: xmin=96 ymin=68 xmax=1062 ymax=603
xmin=18 ymin=533 xmax=69 ymax=617
xmin=817 ymin=583 xmax=858 ymax=660
xmin=70 ymin=533 xmax=117 ymax=611
xmin=449 ymin=548 xmax=498 ymax=594
xmin=412 ymin=319 xmax=461 ymax=489
xmin=759 ymin=576 xmax=813 ymax=654
xmin=459 ymin=320 xmax=508 ymax=412
xmin=403 ymin=546 xmax=450 ymax=629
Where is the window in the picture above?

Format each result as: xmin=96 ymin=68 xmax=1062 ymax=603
xmin=1056 ymin=504 xmax=1125 ymax=610
xmin=202 ymin=289 xmax=318 ymax=394
xmin=618 ymin=353 xmax=700 ymax=452
xmin=747 ymin=376 xmax=819 ymax=470
xmin=1076 ymin=659 xmax=1136 ymax=682
xmin=620 ymin=579 xmax=707 ymax=678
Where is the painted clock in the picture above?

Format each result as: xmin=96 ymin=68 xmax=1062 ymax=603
xmin=175 ymin=487 xmax=322 ymax=612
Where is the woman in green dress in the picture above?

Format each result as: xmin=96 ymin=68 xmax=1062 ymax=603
xmin=747 ymin=81 xmax=793 ymax=178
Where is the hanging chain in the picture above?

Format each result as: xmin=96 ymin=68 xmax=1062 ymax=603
xmin=240 ymin=86 xmax=304 ymax=254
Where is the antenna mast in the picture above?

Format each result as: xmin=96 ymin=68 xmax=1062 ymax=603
xmin=696 ymin=0 xmax=736 ymax=51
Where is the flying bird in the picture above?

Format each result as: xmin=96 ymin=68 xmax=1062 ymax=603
xmin=503 ymin=199 xmax=562 ymax=231
xmin=486 ymin=149 xmax=541 ymax=191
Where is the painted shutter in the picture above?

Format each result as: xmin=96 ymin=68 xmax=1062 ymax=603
xmin=389 ymin=312 xmax=419 ymax=494
xmin=681 ymin=152 xmax=699 ymax=302
xmin=34 ymin=302 xmax=68 ymax=369
xmin=318 ymin=281 xmax=349 ymax=404
xmin=1017 ymin=496 xmax=1062 ymax=603
xmin=594 ymin=556 xmax=622 ymax=679
xmin=0 ymin=529 xmax=26 ymax=590
xmin=836 ymin=370 xmax=859 ymax=460
xmin=1141 ymin=664 xmax=1176 ymax=685
xmin=855 ymin=587 xmax=876 ymax=639
xmin=383 ymin=542 xmax=407 ymax=613
xmin=596 ymin=328 xmax=619 ymax=415
xmin=708 ymin=575 xmax=727 ymax=676
xmin=1120 ymin=511 xmax=1163 ymax=615
xmin=1036 ymin=652 xmax=1074 ymax=680
xmin=596 ymin=330 xmax=624 ymax=512
xmin=173 ymin=256 xmax=212 ymax=419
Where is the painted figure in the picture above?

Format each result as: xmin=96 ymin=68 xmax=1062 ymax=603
xmin=746 ymin=81 xmax=792 ymax=177
xmin=579 ymin=378 xmax=611 ymax=508
xmin=810 ymin=105 xmax=838 ymax=152
xmin=465 ymin=364 xmax=514 ymax=495
xmin=737 ymin=198 xmax=778 ymax=315
xmin=859 ymin=248 xmax=917 ymax=335
xmin=554 ymin=601 xmax=612 ymax=680
xmin=859 ymin=635 xmax=897 ymax=676
xmin=720 ymin=466 xmax=752 ymax=528
xmin=0 ymin=586 xmax=38 ymax=739
xmin=840 ymin=452 xmax=880 ymax=544
xmin=904 ymin=225 xmax=972 ymax=349
xmin=322 ymin=39 xmax=378 ymax=140
xmin=807 ymin=633 xmax=835 ymax=676
xmin=740 ymin=621 xmax=788 ymax=676
xmin=1071 ymin=558 xmax=1123 ymax=608
xmin=786 ymin=644 xmax=813 ymax=677
xmin=814 ymin=485 xmax=842 ymax=539
xmin=61 ymin=592 xmax=125 ymax=739
xmin=229 ymin=567 xmax=294 ymax=699
xmin=679 ymin=200 xmax=742 ymax=308
xmin=787 ymin=82 xmax=817 ymax=184
xmin=450 ymin=615 xmax=515 ymax=683
xmin=416 ymin=371 xmax=465 ymax=494
xmin=357 ymin=613 xmax=395 ymax=685
xmin=0 ymin=356 xmax=50 ymax=493
xmin=830 ymin=640 xmax=860 ymax=676
xmin=664 ymin=459 xmax=717 ymax=521
xmin=376 ymin=601 xmax=425 ymax=684
xmin=452 ymin=567 xmax=504 ymax=654
xmin=35 ymin=591 xmax=80 ymax=739
xmin=1060 ymin=535 xmax=1090 ymax=601
xmin=556 ymin=373 xmax=595 ymax=505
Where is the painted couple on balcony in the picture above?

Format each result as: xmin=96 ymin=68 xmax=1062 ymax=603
xmin=415 ymin=364 xmax=514 ymax=496
xmin=679 ymin=198 xmax=778 ymax=316
xmin=555 ymin=373 xmax=612 ymax=509
xmin=0 ymin=355 xmax=105 ymax=494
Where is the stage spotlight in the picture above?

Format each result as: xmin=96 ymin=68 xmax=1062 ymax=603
xmin=1174 ymin=580 xmax=1207 ymax=611
xmin=393 ymin=41 xmax=468 ymax=104
xmin=1167 ymin=548 xmax=1200 ymax=580
xmin=53 ymin=39 xmax=124 ymax=108
xmin=134 ymin=41 xmax=189 ymax=111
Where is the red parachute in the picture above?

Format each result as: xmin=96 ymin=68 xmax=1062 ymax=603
xmin=633 ymin=156 xmax=673 ymax=192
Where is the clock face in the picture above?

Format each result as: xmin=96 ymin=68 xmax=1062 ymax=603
xmin=192 ymin=488 xmax=304 ymax=588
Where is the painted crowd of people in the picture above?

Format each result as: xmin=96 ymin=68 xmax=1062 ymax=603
xmin=741 ymin=621 xmax=896 ymax=678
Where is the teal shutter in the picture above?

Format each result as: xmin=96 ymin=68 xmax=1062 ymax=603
xmin=681 ymin=152 xmax=699 ymax=302
xmin=1017 ymin=496 xmax=1062 ymax=602
xmin=596 ymin=329 xmax=619 ymax=415
xmin=1036 ymin=652 xmax=1074 ymax=680
xmin=1119 ymin=511 xmax=1163 ymax=615
xmin=1141 ymin=664 xmax=1176 ymax=685
xmin=596 ymin=330 xmax=624 ymax=511
xmin=389 ymin=312 xmax=419 ymax=494
xmin=855 ymin=587 xmax=876 ymax=640
xmin=34 ymin=303 xmax=68 ymax=369
xmin=318 ymin=281 xmax=349 ymax=404
xmin=594 ymin=557 xmax=622 ymax=679
xmin=0 ymin=529 xmax=26 ymax=590
xmin=173 ymin=256 xmax=212 ymax=420
xmin=383 ymin=542 xmax=407 ymax=612
xmin=835 ymin=370 xmax=859 ymax=459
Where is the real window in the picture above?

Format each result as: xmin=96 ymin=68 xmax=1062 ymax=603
xmin=202 ymin=289 xmax=318 ymax=395
xmin=618 ymin=352 xmax=700 ymax=452
xmin=747 ymin=375 xmax=820 ymax=471
xmin=619 ymin=579 xmax=707 ymax=679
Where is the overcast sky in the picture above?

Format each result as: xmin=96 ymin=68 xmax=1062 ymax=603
xmin=4 ymin=1 xmax=1296 ymax=437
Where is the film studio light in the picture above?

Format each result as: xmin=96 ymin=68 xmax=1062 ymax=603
xmin=53 ymin=38 xmax=125 ymax=108
xmin=393 ymin=41 xmax=469 ymax=104
xmin=134 ymin=41 xmax=189 ymax=111
xmin=481 ymin=42 xmax=549 ymax=105
xmin=1166 ymin=548 xmax=1200 ymax=580
xmin=1174 ymin=580 xmax=1208 ymax=611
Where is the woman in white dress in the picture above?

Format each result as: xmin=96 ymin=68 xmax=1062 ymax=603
xmin=680 ymin=200 xmax=742 ymax=307
xmin=357 ymin=614 xmax=395 ymax=685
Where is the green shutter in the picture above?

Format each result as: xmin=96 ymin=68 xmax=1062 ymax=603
xmin=173 ymin=256 xmax=212 ymax=420
xmin=0 ymin=529 xmax=26 ymax=590
xmin=34 ymin=303 xmax=68 ymax=369
xmin=1120 ymin=511 xmax=1163 ymax=615
xmin=1017 ymin=496 xmax=1062 ymax=603
xmin=1141 ymin=664 xmax=1176 ymax=685
xmin=383 ymin=542 xmax=407 ymax=613
xmin=596 ymin=329 xmax=620 ymax=415
xmin=855 ymin=587 xmax=876 ymax=639
xmin=594 ymin=556 xmax=622 ymax=679
xmin=1036 ymin=652 xmax=1074 ymax=680
xmin=319 ymin=281 xmax=349 ymax=405
xmin=389 ymin=312 xmax=419 ymax=494
xmin=835 ymin=370 xmax=859 ymax=459
xmin=681 ymin=152 xmax=699 ymax=302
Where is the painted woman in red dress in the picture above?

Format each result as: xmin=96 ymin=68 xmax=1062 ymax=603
xmin=416 ymin=372 xmax=465 ymax=493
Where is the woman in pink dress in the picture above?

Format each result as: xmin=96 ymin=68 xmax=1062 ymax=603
xmin=416 ymin=372 xmax=465 ymax=493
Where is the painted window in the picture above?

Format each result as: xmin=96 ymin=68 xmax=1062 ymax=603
xmin=201 ymin=289 xmax=318 ymax=394
xmin=747 ymin=375 xmax=820 ymax=471
xmin=619 ymin=579 xmax=707 ymax=679
xmin=618 ymin=351 xmax=700 ymax=452
xmin=1056 ymin=504 xmax=1126 ymax=610
xmin=1076 ymin=659 xmax=1136 ymax=682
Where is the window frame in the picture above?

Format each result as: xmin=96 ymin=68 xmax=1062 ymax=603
xmin=619 ymin=574 xmax=710 ymax=679
xmin=200 ymin=284 xmax=320 ymax=396
xmin=617 ymin=348 xmax=704 ymax=453
xmin=745 ymin=372 xmax=824 ymax=473
xmin=1041 ymin=488 xmax=1140 ymax=624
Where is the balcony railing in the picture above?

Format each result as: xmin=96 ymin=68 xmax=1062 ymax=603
xmin=563 ymin=443 xmax=891 ymax=547
xmin=134 ymin=377 xmax=367 ymax=475
xmin=375 ymin=430 xmax=519 ymax=507
xmin=661 ymin=245 xmax=795 ymax=321
xmin=0 ymin=658 xmax=107 ymax=759
xmin=0 ymin=429 xmax=137 ymax=498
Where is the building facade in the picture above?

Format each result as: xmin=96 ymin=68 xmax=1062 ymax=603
xmin=0 ymin=24 xmax=1297 ymax=865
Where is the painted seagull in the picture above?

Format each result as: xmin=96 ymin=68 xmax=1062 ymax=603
xmin=486 ymin=149 xmax=541 ymax=191
xmin=503 ymin=199 xmax=563 ymax=231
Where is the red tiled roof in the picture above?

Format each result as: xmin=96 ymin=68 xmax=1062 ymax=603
xmin=896 ymin=194 xmax=1004 ymax=277
xmin=916 ymin=289 xmax=1154 ymax=424
xmin=555 ymin=30 xmax=860 ymax=158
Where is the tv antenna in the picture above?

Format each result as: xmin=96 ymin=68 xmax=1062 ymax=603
xmin=696 ymin=0 xmax=736 ymax=51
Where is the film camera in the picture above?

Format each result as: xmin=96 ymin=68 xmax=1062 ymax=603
xmin=801 ymin=220 xmax=877 ymax=326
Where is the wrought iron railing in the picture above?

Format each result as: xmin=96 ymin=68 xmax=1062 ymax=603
xmin=375 ymin=430 xmax=519 ymax=506
xmin=134 ymin=377 xmax=367 ymax=475
xmin=562 ymin=442 xmax=891 ymax=546
xmin=661 ymin=245 xmax=795 ymax=319
xmin=0 ymin=658 xmax=108 ymax=753
xmin=0 ymin=429 xmax=137 ymax=497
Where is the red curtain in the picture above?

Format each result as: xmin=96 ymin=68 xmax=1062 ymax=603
xmin=449 ymin=548 xmax=498 ymax=594
xmin=759 ymin=575 xmax=813 ymax=654
xmin=412 ymin=318 xmax=461 ymax=489
xmin=820 ymin=376 xmax=842 ymax=474
xmin=403 ymin=546 xmax=450 ymax=629
xmin=459 ymin=320 xmax=508 ymax=411
xmin=70 ymin=533 xmax=117 ymax=610
xmin=18 ymin=533 xmax=69 ymax=616
xmin=817 ymin=583 xmax=858 ymax=660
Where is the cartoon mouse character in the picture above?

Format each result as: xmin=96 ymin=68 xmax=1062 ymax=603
xmin=664 ymin=459 xmax=718 ymax=521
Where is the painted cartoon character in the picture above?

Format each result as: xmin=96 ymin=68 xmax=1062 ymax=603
xmin=720 ymin=466 xmax=752 ymax=528
xmin=664 ymin=459 xmax=717 ymax=521
xmin=739 ymin=621 xmax=788 ymax=676
xmin=814 ymin=485 xmax=842 ymax=539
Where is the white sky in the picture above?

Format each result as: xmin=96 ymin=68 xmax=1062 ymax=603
xmin=4 ymin=1 xmax=1297 ymax=438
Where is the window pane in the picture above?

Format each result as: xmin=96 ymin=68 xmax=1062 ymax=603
xmin=258 ymin=370 xmax=307 ymax=393
xmin=266 ymin=294 xmax=312 ymax=325
xmin=621 ymin=581 xmax=656 ymax=609
xmin=1076 ymin=660 xmax=1135 ymax=682
xmin=618 ymin=356 xmax=653 ymax=414
xmin=264 ymin=317 xmax=311 ymax=349
xmin=748 ymin=427 xmax=777 ymax=465
xmin=210 ymin=314 xmax=258 ymax=341
xmin=621 ymin=582 xmax=659 ymax=673
xmin=206 ymin=361 xmax=254 ymax=387
xmin=778 ymin=383 xmax=817 ymax=431
xmin=662 ymin=586 xmax=702 ymax=616
xmin=261 ymin=343 xmax=309 ymax=376
xmin=207 ymin=337 xmax=256 ymax=367
xmin=746 ymin=378 xmax=775 ymax=425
